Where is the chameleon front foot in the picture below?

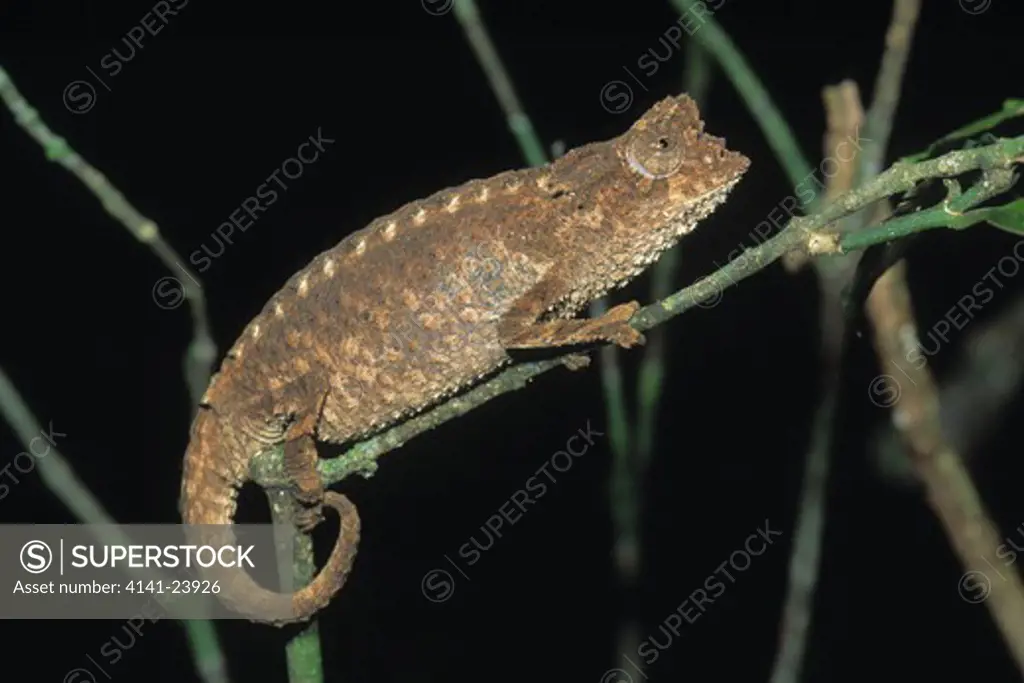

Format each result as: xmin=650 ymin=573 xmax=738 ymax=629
xmin=502 ymin=300 xmax=645 ymax=350
xmin=596 ymin=301 xmax=646 ymax=348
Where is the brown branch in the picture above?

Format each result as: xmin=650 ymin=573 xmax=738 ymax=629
xmin=773 ymin=1 xmax=920 ymax=673
xmin=769 ymin=80 xmax=865 ymax=683
xmin=871 ymin=291 xmax=1024 ymax=484
xmin=865 ymin=261 xmax=1024 ymax=674
xmin=0 ymin=66 xmax=216 ymax=409
xmin=859 ymin=0 xmax=921 ymax=183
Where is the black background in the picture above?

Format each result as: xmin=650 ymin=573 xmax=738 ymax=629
xmin=1 ymin=1 xmax=1023 ymax=681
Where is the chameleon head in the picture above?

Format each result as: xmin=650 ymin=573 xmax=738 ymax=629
xmin=613 ymin=93 xmax=750 ymax=238
xmin=539 ymin=93 xmax=750 ymax=303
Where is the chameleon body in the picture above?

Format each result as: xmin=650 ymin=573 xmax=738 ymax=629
xmin=179 ymin=94 xmax=750 ymax=625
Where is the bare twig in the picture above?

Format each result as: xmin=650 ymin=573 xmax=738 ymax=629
xmin=770 ymin=80 xmax=867 ymax=683
xmin=772 ymin=2 xmax=921 ymax=677
xmin=268 ymin=491 xmax=324 ymax=683
xmin=872 ymin=291 xmax=1024 ymax=484
xmin=448 ymin=3 xmax=649 ymax=673
xmin=856 ymin=10 xmax=1024 ymax=669
xmin=865 ymin=261 xmax=1024 ymax=674
xmin=0 ymin=64 xmax=227 ymax=683
xmin=0 ymin=368 xmax=229 ymax=683
xmin=858 ymin=0 xmax=920 ymax=183
xmin=637 ymin=39 xmax=714 ymax=483
xmin=669 ymin=0 xmax=815 ymax=201
xmin=451 ymin=0 xmax=548 ymax=167
xmin=838 ymin=168 xmax=1020 ymax=252
xmin=0 ymin=66 xmax=216 ymax=408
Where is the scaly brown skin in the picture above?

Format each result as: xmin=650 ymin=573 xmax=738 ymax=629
xmin=179 ymin=94 xmax=750 ymax=625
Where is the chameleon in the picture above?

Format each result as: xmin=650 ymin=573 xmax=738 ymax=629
xmin=179 ymin=93 xmax=750 ymax=625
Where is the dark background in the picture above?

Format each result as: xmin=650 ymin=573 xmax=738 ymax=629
xmin=1 ymin=1 xmax=1023 ymax=681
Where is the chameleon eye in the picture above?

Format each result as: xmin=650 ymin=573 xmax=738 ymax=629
xmin=627 ymin=131 xmax=686 ymax=179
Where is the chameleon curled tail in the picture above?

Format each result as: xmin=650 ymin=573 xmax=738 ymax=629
xmin=179 ymin=408 xmax=360 ymax=626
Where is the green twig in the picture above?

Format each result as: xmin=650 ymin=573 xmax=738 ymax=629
xmin=0 ymin=64 xmax=228 ymax=683
xmin=268 ymin=491 xmax=323 ymax=683
xmin=449 ymin=2 xmax=644 ymax=612
xmin=637 ymin=39 xmax=714 ymax=471
xmin=901 ymin=99 xmax=1024 ymax=164
xmin=451 ymin=0 xmax=638 ymax=500
xmin=593 ymin=297 xmax=636 ymax=664
xmin=772 ymin=6 xmax=921 ymax=683
xmin=0 ymin=66 xmax=216 ymax=410
xmin=604 ymin=40 xmax=719 ymax=682
xmin=840 ymin=170 xmax=1019 ymax=251
xmin=445 ymin=9 xmax=646 ymax=675
xmin=589 ymin=300 xmax=634 ymax=464
xmin=247 ymin=135 xmax=1024 ymax=491
xmin=669 ymin=0 xmax=816 ymax=208
xmin=0 ymin=368 xmax=229 ymax=683
xmin=770 ymin=82 xmax=862 ymax=683
xmin=857 ymin=0 xmax=921 ymax=184
xmin=451 ymin=0 xmax=548 ymax=167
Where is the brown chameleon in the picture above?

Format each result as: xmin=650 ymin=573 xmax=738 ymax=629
xmin=179 ymin=93 xmax=750 ymax=625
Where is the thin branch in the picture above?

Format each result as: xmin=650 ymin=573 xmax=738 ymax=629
xmin=249 ymin=134 xmax=1024 ymax=490
xmin=637 ymin=39 xmax=714 ymax=476
xmin=901 ymin=99 xmax=1024 ymax=165
xmin=770 ymin=80 xmax=867 ymax=683
xmin=824 ymin=83 xmax=867 ymax=204
xmin=448 ymin=0 xmax=637 ymax=504
xmin=0 ymin=66 xmax=216 ymax=409
xmin=0 ymin=65 xmax=322 ymax=681
xmin=645 ymin=138 xmax=1022 ymax=323
xmin=593 ymin=302 xmax=633 ymax=464
xmin=865 ymin=260 xmax=1024 ymax=674
xmin=608 ymin=46 xmax=716 ymax=678
xmin=0 ymin=64 xmax=228 ymax=683
xmin=447 ymin=4 xmax=648 ymax=673
xmin=772 ymin=1 xmax=921 ymax=675
xmin=668 ymin=0 xmax=816 ymax=208
xmin=838 ymin=169 xmax=1019 ymax=252
xmin=0 ymin=368 xmax=229 ymax=683
xmin=268 ymin=491 xmax=324 ymax=683
xmin=872 ymin=291 xmax=1024 ymax=484
xmin=857 ymin=0 xmax=920 ymax=183
xmin=451 ymin=0 xmax=548 ymax=167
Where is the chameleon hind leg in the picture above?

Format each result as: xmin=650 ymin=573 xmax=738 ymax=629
xmin=282 ymin=400 xmax=327 ymax=532
xmin=283 ymin=433 xmax=324 ymax=532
